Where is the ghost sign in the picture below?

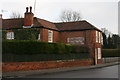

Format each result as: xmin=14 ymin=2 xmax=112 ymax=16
xmin=67 ymin=37 xmax=85 ymax=44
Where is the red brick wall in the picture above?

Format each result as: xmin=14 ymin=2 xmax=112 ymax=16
xmin=2 ymin=60 xmax=93 ymax=72
xmin=53 ymin=31 xmax=60 ymax=43
xmin=24 ymin=13 xmax=34 ymax=26
xmin=40 ymin=28 xmax=48 ymax=42
xmin=58 ymin=30 xmax=102 ymax=64
xmin=40 ymin=28 xmax=60 ymax=43
xmin=60 ymin=31 xmax=85 ymax=44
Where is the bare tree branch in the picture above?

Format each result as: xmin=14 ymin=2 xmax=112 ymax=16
xmin=10 ymin=12 xmax=23 ymax=19
xmin=60 ymin=10 xmax=82 ymax=22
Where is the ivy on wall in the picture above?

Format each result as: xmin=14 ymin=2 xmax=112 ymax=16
xmin=2 ymin=28 xmax=40 ymax=40
xmin=2 ymin=30 xmax=7 ymax=40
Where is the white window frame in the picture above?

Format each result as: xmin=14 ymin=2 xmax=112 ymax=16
xmin=101 ymin=34 xmax=103 ymax=45
xmin=98 ymin=48 xmax=101 ymax=59
xmin=96 ymin=31 xmax=101 ymax=43
xmin=6 ymin=32 xmax=14 ymax=40
xmin=99 ymin=32 xmax=101 ymax=43
xmin=48 ymin=30 xmax=53 ymax=42
xmin=38 ymin=33 xmax=40 ymax=40
xmin=96 ymin=31 xmax=98 ymax=43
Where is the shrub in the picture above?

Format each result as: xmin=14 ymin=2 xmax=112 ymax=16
xmin=2 ymin=40 xmax=90 ymax=62
xmin=102 ymin=49 xmax=120 ymax=57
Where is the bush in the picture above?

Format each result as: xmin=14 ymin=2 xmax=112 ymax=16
xmin=2 ymin=40 xmax=90 ymax=62
xmin=102 ymin=49 xmax=120 ymax=57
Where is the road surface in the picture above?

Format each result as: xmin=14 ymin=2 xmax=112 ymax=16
xmin=23 ymin=64 xmax=119 ymax=78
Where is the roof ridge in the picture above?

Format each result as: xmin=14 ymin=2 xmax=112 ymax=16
xmin=3 ymin=18 xmax=24 ymax=20
xmin=85 ymin=21 xmax=101 ymax=32
xmin=35 ymin=17 xmax=54 ymax=23
xmin=54 ymin=20 xmax=87 ymax=24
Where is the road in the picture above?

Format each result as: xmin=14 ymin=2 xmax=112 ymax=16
xmin=23 ymin=64 xmax=119 ymax=78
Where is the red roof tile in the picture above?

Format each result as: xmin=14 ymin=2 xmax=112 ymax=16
xmin=55 ymin=21 xmax=101 ymax=31
xmin=33 ymin=18 xmax=58 ymax=30
xmin=2 ymin=18 xmax=24 ymax=29
xmin=2 ymin=18 xmax=101 ymax=32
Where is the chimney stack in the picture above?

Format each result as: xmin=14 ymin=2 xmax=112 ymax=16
xmin=24 ymin=6 xmax=34 ymax=27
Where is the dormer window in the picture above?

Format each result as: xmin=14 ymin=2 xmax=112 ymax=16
xmin=6 ymin=32 xmax=14 ymax=40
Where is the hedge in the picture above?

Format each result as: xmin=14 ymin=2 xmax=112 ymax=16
xmin=2 ymin=40 xmax=90 ymax=62
xmin=102 ymin=49 xmax=120 ymax=57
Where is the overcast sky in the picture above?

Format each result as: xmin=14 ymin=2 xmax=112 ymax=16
xmin=0 ymin=0 xmax=119 ymax=34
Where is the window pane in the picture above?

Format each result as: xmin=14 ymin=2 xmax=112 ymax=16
xmin=96 ymin=31 xmax=98 ymax=43
xmin=6 ymin=32 xmax=11 ymax=39
xmin=48 ymin=30 xmax=53 ymax=42
xmin=11 ymin=32 xmax=14 ymax=39
xmin=38 ymin=34 xmax=40 ymax=40
xmin=6 ymin=32 xmax=14 ymax=40
xmin=98 ymin=48 xmax=101 ymax=59
xmin=99 ymin=32 xmax=101 ymax=43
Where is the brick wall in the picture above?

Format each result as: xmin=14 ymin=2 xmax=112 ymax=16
xmin=60 ymin=31 xmax=85 ymax=44
xmin=40 ymin=28 xmax=48 ymax=42
xmin=40 ymin=28 xmax=60 ymax=43
xmin=2 ymin=60 xmax=93 ymax=72
xmin=58 ymin=30 xmax=102 ymax=64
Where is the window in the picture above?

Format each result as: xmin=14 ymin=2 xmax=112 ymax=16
xmin=99 ymin=32 xmax=101 ymax=43
xmin=6 ymin=32 xmax=14 ymax=40
xmin=98 ymin=48 xmax=101 ymax=59
xmin=48 ymin=30 xmax=53 ymax=42
xmin=38 ymin=34 xmax=40 ymax=40
xmin=96 ymin=31 xmax=101 ymax=43
xmin=96 ymin=31 xmax=98 ymax=43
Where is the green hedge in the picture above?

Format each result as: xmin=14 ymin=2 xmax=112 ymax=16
xmin=102 ymin=49 xmax=120 ymax=57
xmin=2 ymin=40 xmax=90 ymax=62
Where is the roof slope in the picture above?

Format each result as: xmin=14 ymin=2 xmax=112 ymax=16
xmin=2 ymin=18 xmax=24 ymax=29
xmin=55 ymin=21 xmax=101 ymax=31
xmin=33 ymin=18 xmax=58 ymax=30
xmin=2 ymin=18 xmax=101 ymax=32
xmin=2 ymin=17 xmax=58 ymax=30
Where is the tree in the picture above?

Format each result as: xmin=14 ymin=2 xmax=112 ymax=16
xmin=112 ymin=34 xmax=120 ymax=48
xmin=107 ymin=35 xmax=114 ymax=49
xmin=59 ymin=10 xmax=82 ymax=22
xmin=101 ymin=28 xmax=112 ymax=38
xmin=102 ymin=32 xmax=107 ymax=49
xmin=10 ymin=12 xmax=23 ymax=19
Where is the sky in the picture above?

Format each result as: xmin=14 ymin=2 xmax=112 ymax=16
xmin=0 ymin=0 xmax=119 ymax=34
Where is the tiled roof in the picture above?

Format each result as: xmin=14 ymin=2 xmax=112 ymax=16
xmin=2 ymin=18 xmax=101 ymax=32
xmin=2 ymin=18 xmax=24 ymax=29
xmin=2 ymin=17 xmax=58 ymax=30
xmin=33 ymin=18 xmax=58 ymax=30
xmin=55 ymin=21 xmax=101 ymax=31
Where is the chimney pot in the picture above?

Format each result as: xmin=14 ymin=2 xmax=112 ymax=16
xmin=24 ymin=7 xmax=34 ymax=26
xmin=26 ymin=7 xmax=29 ymax=12
xmin=30 ymin=6 xmax=32 ymax=12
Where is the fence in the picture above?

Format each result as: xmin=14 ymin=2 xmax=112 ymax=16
xmin=102 ymin=57 xmax=120 ymax=63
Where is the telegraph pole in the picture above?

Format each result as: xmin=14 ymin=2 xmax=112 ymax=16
xmin=34 ymin=0 xmax=36 ymax=13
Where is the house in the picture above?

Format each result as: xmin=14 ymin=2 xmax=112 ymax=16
xmin=1 ymin=7 xmax=102 ymax=64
